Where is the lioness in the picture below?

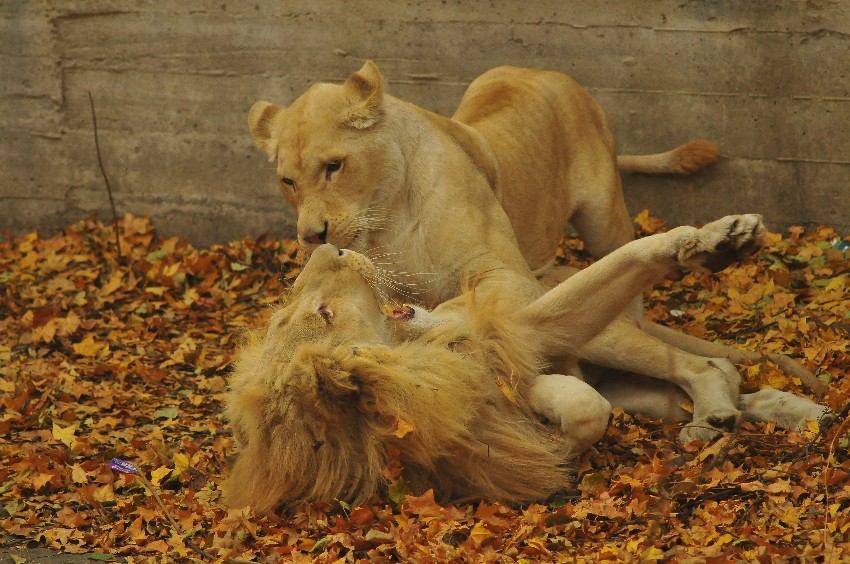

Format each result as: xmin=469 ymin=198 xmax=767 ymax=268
xmin=246 ymin=61 xmax=827 ymax=440
xmin=225 ymin=215 xmax=830 ymax=512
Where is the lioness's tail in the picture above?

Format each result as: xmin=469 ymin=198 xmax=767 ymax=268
xmin=617 ymin=140 xmax=719 ymax=175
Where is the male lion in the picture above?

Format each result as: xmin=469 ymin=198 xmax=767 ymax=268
xmin=225 ymin=215 xmax=830 ymax=512
xmin=246 ymin=61 xmax=828 ymax=441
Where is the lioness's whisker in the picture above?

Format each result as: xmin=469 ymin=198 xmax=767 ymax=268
xmin=373 ymin=276 xmax=426 ymax=300
xmin=283 ymin=239 xmax=300 ymax=258
xmin=364 ymin=274 xmax=403 ymax=309
xmin=370 ymin=265 xmax=440 ymax=279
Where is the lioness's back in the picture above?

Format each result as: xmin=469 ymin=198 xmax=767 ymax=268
xmin=452 ymin=66 xmax=629 ymax=271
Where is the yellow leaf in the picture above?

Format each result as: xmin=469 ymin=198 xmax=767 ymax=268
xmin=55 ymin=310 xmax=81 ymax=337
xmin=52 ymin=422 xmax=77 ymax=449
xmin=495 ymin=376 xmax=517 ymax=404
xmin=642 ymin=546 xmax=665 ymax=561
xmin=825 ymin=274 xmax=846 ymax=291
xmin=93 ymin=484 xmax=115 ymax=502
xmin=145 ymin=286 xmax=168 ymax=297
xmin=182 ymin=287 xmax=199 ymax=307
xmin=780 ymin=506 xmax=801 ymax=527
xmin=101 ymin=271 xmax=124 ymax=296
xmin=715 ymin=533 xmax=733 ymax=546
xmin=0 ymin=378 xmax=15 ymax=392
xmin=163 ymin=262 xmax=180 ymax=277
xmin=70 ymin=464 xmax=88 ymax=485
xmin=470 ymin=521 xmax=493 ymax=546
xmin=765 ymin=480 xmax=792 ymax=494
xmin=72 ymin=335 xmax=103 ymax=358
xmin=392 ymin=416 xmax=415 ymax=439
xmin=173 ymin=453 xmax=190 ymax=477
xmin=634 ymin=209 xmax=665 ymax=233
xmin=150 ymin=466 xmax=172 ymax=486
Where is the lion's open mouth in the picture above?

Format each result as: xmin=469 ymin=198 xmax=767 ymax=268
xmin=383 ymin=304 xmax=415 ymax=320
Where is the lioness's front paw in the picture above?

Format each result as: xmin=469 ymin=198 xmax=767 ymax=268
xmin=677 ymin=214 xmax=765 ymax=273
xmin=740 ymin=388 xmax=836 ymax=432
xmin=679 ymin=410 xmax=741 ymax=444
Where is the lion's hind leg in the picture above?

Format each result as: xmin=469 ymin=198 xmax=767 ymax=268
xmin=529 ymin=373 xmax=612 ymax=455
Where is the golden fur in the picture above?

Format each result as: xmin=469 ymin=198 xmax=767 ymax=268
xmin=225 ymin=247 xmax=573 ymax=512
xmin=225 ymin=216 xmax=832 ymax=512
xmin=245 ymin=61 xmax=827 ymax=449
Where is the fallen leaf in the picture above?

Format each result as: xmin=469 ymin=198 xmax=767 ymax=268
xmin=392 ymin=416 xmax=414 ymax=439
xmin=149 ymin=466 xmax=171 ymax=486
xmin=51 ymin=422 xmax=77 ymax=449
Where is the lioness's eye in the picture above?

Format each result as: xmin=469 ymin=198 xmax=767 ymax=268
xmin=325 ymin=160 xmax=342 ymax=180
xmin=280 ymin=177 xmax=295 ymax=189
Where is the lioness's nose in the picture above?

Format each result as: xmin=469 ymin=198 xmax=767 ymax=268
xmin=301 ymin=221 xmax=328 ymax=245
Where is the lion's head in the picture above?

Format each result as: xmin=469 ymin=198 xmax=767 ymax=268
xmin=224 ymin=244 xmax=571 ymax=512
xmin=248 ymin=61 xmax=406 ymax=256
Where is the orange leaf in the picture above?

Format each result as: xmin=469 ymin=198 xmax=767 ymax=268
xmin=392 ymin=416 xmax=414 ymax=439
xmin=31 ymin=473 xmax=53 ymax=491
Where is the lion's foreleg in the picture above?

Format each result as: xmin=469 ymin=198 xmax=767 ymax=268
xmin=529 ymin=373 xmax=612 ymax=455
xmin=522 ymin=214 xmax=767 ymax=443
xmin=521 ymin=214 xmax=765 ymax=354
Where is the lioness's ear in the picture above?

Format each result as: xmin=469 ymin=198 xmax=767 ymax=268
xmin=248 ymin=100 xmax=285 ymax=160
xmin=342 ymin=60 xmax=384 ymax=129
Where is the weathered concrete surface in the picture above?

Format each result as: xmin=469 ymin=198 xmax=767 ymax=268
xmin=2 ymin=1 xmax=849 ymax=246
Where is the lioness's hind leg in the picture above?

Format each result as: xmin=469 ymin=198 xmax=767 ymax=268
xmin=739 ymin=389 xmax=835 ymax=432
xmin=580 ymin=318 xmax=743 ymax=444
xmin=529 ymin=374 xmax=612 ymax=455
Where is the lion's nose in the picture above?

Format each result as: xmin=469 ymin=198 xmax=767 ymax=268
xmin=301 ymin=221 xmax=328 ymax=245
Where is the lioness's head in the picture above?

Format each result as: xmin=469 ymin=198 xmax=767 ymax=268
xmin=248 ymin=61 xmax=402 ymax=256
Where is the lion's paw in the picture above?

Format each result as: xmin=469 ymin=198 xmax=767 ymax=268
xmin=677 ymin=214 xmax=765 ymax=273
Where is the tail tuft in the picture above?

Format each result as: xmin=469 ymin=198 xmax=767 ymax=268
xmin=672 ymin=140 xmax=720 ymax=173
xmin=618 ymin=140 xmax=720 ymax=175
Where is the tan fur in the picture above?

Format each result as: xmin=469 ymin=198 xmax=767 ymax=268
xmin=225 ymin=246 xmax=575 ymax=512
xmin=617 ymin=140 xmax=720 ymax=175
xmin=225 ymin=216 xmax=832 ymax=511
xmin=245 ymin=61 xmax=826 ymax=448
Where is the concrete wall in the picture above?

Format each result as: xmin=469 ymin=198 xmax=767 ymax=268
xmin=2 ymin=1 xmax=849 ymax=246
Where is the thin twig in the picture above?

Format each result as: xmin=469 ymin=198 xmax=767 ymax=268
xmin=702 ymin=433 xmax=739 ymax=473
xmin=87 ymin=91 xmax=123 ymax=260
xmin=130 ymin=471 xmax=257 ymax=563
xmin=821 ymin=400 xmax=850 ymax=562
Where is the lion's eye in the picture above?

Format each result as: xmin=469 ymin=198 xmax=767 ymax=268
xmin=317 ymin=304 xmax=333 ymax=324
xmin=325 ymin=160 xmax=342 ymax=180
xmin=280 ymin=177 xmax=295 ymax=189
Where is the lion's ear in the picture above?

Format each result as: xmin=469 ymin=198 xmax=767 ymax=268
xmin=248 ymin=100 xmax=285 ymax=159
xmin=289 ymin=346 xmax=360 ymax=417
xmin=342 ymin=60 xmax=384 ymax=129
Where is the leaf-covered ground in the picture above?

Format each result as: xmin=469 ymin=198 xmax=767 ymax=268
xmin=1 ymin=213 xmax=849 ymax=562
